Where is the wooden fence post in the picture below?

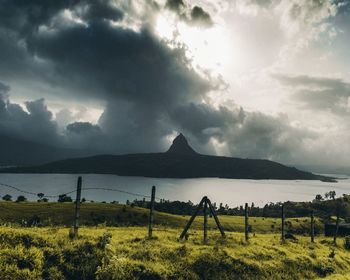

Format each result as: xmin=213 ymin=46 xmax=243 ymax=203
xmin=245 ymin=202 xmax=249 ymax=241
xmin=203 ymin=197 xmax=208 ymax=244
xmin=73 ymin=176 xmax=82 ymax=237
xmin=180 ymin=197 xmax=205 ymax=240
xmin=334 ymin=209 xmax=340 ymax=245
xmin=148 ymin=186 xmax=156 ymax=239
xmin=311 ymin=210 xmax=315 ymax=243
xmin=281 ymin=204 xmax=285 ymax=242
xmin=207 ymin=198 xmax=225 ymax=237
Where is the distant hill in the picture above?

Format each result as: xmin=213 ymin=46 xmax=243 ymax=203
xmin=1 ymin=134 xmax=333 ymax=181
xmin=0 ymin=134 xmax=96 ymax=166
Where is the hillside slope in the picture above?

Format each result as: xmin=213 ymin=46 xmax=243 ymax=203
xmin=1 ymin=134 xmax=331 ymax=180
xmin=0 ymin=134 xmax=96 ymax=166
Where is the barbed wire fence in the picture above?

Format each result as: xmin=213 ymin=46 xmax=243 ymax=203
xmin=0 ymin=177 xmax=345 ymax=244
xmin=0 ymin=182 xmax=162 ymax=200
xmin=0 ymin=177 xmax=164 ymax=238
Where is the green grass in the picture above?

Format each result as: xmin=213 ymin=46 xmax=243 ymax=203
xmin=1 ymin=226 xmax=350 ymax=279
xmin=1 ymin=202 xmax=347 ymax=279
xmin=0 ymin=201 xmax=323 ymax=234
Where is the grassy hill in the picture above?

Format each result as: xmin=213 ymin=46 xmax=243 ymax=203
xmin=0 ymin=201 xmax=324 ymax=234
xmin=1 ymin=226 xmax=350 ymax=279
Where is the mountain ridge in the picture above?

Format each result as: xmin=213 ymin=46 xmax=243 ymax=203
xmin=1 ymin=134 xmax=334 ymax=181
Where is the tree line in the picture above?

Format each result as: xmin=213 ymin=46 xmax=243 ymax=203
xmin=131 ymin=191 xmax=350 ymax=221
xmin=2 ymin=190 xmax=349 ymax=221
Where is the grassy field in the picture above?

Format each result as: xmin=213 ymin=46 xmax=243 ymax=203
xmin=0 ymin=201 xmax=324 ymax=234
xmin=1 ymin=202 xmax=349 ymax=279
xmin=0 ymin=226 xmax=350 ymax=279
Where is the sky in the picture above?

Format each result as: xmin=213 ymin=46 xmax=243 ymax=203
xmin=0 ymin=0 xmax=350 ymax=173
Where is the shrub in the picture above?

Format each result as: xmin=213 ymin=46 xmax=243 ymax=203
xmin=57 ymin=194 xmax=72 ymax=203
xmin=344 ymin=236 xmax=350 ymax=250
xmin=314 ymin=261 xmax=335 ymax=277
xmin=0 ymin=246 xmax=43 ymax=279
xmin=2 ymin=194 xmax=12 ymax=201
xmin=191 ymin=251 xmax=263 ymax=279
xmin=61 ymin=241 xmax=104 ymax=280
xmin=96 ymin=257 xmax=163 ymax=280
xmin=97 ymin=232 xmax=112 ymax=249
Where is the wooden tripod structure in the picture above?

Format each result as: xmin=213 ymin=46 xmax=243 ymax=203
xmin=180 ymin=196 xmax=225 ymax=243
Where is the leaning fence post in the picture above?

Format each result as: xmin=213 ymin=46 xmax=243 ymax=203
xmin=203 ymin=197 xmax=208 ymax=244
xmin=334 ymin=209 xmax=340 ymax=245
xmin=148 ymin=186 xmax=156 ymax=239
xmin=73 ymin=176 xmax=82 ymax=237
xmin=245 ymin=202 xmax=249 ymax=241
xmin=311 ymin=210 xmax=315 ymax=243
xmin=207 ymin=198 xmax=225 ymax=237
xmin=281 ymin=204 xmax=285 ymax=242
xmin=180 ymin=197 xmax=205 ymax=240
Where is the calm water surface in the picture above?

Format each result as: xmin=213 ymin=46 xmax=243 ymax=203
xmin=0 ymin=173 xmax=349 ymax=207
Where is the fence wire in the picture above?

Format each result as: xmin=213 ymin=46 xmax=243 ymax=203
xmin=0 ymin=182 xmax=162 ymax=201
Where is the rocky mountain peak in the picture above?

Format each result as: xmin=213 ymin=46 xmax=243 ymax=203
xmin=166 ymin=133 xmax=198 ymax=155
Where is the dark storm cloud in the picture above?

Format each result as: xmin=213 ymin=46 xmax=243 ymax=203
xmin=166 ymin=0 xmax=185 ymax=12
xmin=170 ymin=103 xmax=243 ymax=143
xmin=0 ymin=86 xmax=104 ymax=151
xmin=65 ymin=121 xmax=103 ymax=150
xmin=0 ymin=0 xmax=314 ymax=165
xmin=223 ymin=112 xmax=315 ymax=162
xmin=0 ymin=0 xmax=214 ymax=153
xmin=274 ymin=74 xmax=350 ymax=115
xmin=168 ymin=101 xmax=314 ymax=163
xmin=165 ymin=0 xmax=214 ymax=28
xmin=0 ymin=81 xmax=10 ymax=94
xmin=0 ymin=90 xmax=61 ymax=145
xmin=66 ymin=122 xmax=101 ymax=134
xmin=27 ymin=24 xmax=210 ymax=104
xmin=190 ymin=6 xmax=213 ymax=28
xmin=81 ymin=1 xmax=124 ymax=22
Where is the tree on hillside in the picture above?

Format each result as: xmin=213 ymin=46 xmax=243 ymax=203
xmin=16 ymin=195 xmax=27 ymax=202
xmin=58 ymin=194 xmax=72 ymax=202
xmin=325 ymin=191 xmax=336 ymax=200
xmin=329 ymin=191 xmax=336 ymax=200
xmin=2 ymin=194 xmax=12 ymax=201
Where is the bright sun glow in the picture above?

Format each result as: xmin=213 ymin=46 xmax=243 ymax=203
xmin=155 ymin=12 xmax=234 ymax=77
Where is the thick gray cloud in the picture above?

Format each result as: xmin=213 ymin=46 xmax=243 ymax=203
xmin=274 ymin=74 xmax=350 ymax=115
xmin=170 ymin=103 xmax=243 ymax=143
xmin=223 ymin=112 xmax=316 ymax=163
xmin=165 ymin=0 xmax=214 ymax=28
xmin=65 ymin=121 xmax=103 ymax=150
xmin=0 ymin=0 xmax=214 ymax=153
xmin=0 ymin=88 xmax=60 ymax=145
xmin=190 ymin=6 xmax=213 ymax=27
xmin=166 ymin=0 xmax=185 ymax=12
xmin=0 ymin=81 xmax=10 ymax=95
xmin=0 ymin=0 xmax=325 ymax=169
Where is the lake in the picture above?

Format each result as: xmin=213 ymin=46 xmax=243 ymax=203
xmin=0 ymin=173 xmax=349 ymax=207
